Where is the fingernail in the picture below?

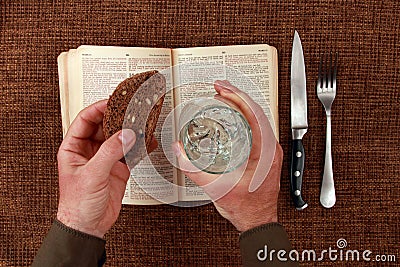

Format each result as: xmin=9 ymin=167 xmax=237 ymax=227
xmin=216 ymin=81 xmax=233 ymax=92
xmin=172 ymin=142 xmax=181 ymax=157
xmin=217 ymin=80 xmax=232 ymax=86
xmin=215 ymin=80 xmax=229 ymax=87
xmin=119 ymin=129 xmax=136 ymax=146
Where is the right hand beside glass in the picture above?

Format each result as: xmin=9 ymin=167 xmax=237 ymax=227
xmin=173 ymin=80 xmax=283 ymax=232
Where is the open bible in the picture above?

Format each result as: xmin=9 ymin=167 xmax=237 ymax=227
xmin=58 ymin=44 xmax=278 ymax=205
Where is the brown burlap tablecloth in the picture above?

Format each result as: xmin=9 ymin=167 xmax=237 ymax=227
xmin=1 ymin=1 xmax=399 ymax=266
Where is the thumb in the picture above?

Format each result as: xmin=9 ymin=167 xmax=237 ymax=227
xmin=90 ymin=129 xmax=136 ymax=174
xmin=173 ymin=142 xmax=241 ymax=201
xmin=172 ymin=142 xmax=215 ymax=187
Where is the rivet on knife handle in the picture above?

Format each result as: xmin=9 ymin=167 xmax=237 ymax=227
xmin=290 ymin=139 xmax=308 ymax=210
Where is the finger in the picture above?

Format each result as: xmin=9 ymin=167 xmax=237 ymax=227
xmin=173 ymin=142 xmax=246 ymax=201
xmin=172 ymin=142 xmax=215 ymax=186
xmin=87 ymin=129 xmax=136 ymax=175
xmin=90 ymin=123 xmax=106 ymax=143
xmin=110 ymin=161 xmax=131 ymax=183
xmin=213 ymin=94 xmax=241 ymax=112
xmin=214 ymin=80 xmax=261 ymax=125
xmin=214 ymin=81 xmax=265 ymax=131
xmin=109 ymin=163 xmax=131 ymax=207
xmin=214 ymin=81 xmax=275 ymax=159
xmin=214 ymin=82 xmax=263 ymax=158
xmin=59 ymin=100 xmax=107 ymax=158
xmin=214 ymin=81 xmax=277 ymax=192
xmin=215 ymin=80 xmax=264 ymax=116
xmin=65 ymin=100 xmax=108 ymax=140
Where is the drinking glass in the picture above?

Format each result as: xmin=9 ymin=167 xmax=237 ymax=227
xmin=179 ymin=97 xmax=252 ymax=174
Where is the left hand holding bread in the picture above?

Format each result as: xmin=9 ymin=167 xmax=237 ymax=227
xmin=56 ymin=100 xmax=137 ymax=238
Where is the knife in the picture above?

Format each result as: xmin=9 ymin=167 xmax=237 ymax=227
xmin=290 ymin=30 xmax=308 ymax=210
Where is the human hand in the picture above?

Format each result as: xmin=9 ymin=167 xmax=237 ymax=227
xmin=173 ymin=80 xmax=283 ymax=232
xmin=56 ymin=100 xmax=156 ymax=238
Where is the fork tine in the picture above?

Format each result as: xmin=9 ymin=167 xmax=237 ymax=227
xmin=323 ymin=53 xmax=328 ymax=90
xmin=328 ymin=53 xmax=332 ymax=89
xmin=317 ymin=54 xmax=323 ymax=90
xmin=332 ymin=52 xmax=338 ymax=90
xmin=317 ymin=52 xmax=338 ymax=92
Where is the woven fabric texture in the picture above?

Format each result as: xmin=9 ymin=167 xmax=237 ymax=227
xmin=1 ymin=0 xmax=399 ymax=266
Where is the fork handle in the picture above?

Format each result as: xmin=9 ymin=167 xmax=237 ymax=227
xmin=320 ymin=114 xmax=336 ymax=208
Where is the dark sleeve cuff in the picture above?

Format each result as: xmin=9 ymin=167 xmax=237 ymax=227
xmin=32 ymin=219 xmax=106 ymax=267
xmin=239 ymin=222 xmax=299 ymax=267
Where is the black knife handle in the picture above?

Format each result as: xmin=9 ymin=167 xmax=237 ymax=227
xmin=290 ymin=139 xmax=308 ymax=210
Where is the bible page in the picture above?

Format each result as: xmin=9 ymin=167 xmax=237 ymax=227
xmin=171 ymin=44 xmax=278 ymax=201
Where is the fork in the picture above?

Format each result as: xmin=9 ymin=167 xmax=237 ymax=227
xmin=317 ymin=53 xmax=338 ymax=208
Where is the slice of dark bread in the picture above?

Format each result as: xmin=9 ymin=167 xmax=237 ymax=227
xmin=103 ymin=70 xmax=166 ymax=167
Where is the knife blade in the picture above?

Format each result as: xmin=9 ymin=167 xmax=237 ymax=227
xmin=290 ymin=30 xmax=308 ymax=210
